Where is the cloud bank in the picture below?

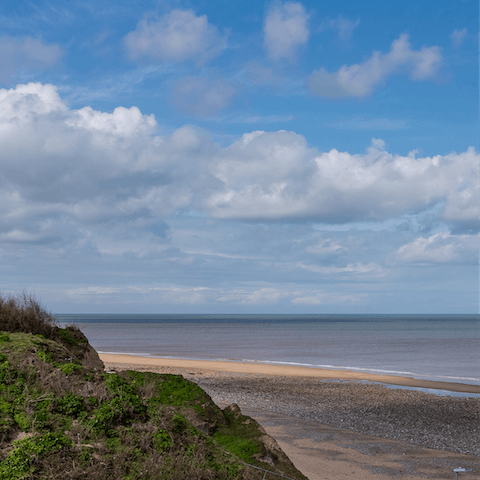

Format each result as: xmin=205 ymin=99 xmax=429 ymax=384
xmin=209 ymin=134 xmax=478 ymax=227
xmin=0 ymin=83 xmax=477 ymax=312
xmin=0 ymin=83 xmax=477 ymax=259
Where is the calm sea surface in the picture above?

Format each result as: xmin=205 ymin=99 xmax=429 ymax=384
xmin=57 ymin=314 xmax=480 ymax=387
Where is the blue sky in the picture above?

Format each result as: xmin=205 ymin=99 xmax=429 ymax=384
xmin=0 ymin=0 xmax=478 ymax=314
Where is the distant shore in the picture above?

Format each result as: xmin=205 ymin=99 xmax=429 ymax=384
xmin=99 ymin=353 xmax=480 ymax=394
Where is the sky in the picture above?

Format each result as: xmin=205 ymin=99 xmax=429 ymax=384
xmin=0 ymin=0 xmax=478 ymax=314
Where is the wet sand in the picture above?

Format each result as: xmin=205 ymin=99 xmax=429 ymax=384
xmin=235 ymin=405 xmax=479 ymax=480
xmin=100 ymin=354 xmax=480 ymax=480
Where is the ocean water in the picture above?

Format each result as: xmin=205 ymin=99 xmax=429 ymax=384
xmin=57 ymin=314 xmax=480 ymax=387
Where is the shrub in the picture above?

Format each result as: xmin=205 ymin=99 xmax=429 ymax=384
xmin=0 ymin=432 xmax=72 ymax=480
xmin=153 ymin=430 xmax=173 ymax=452
xmin=37 ymin=349 xmax=54 ymax=364
xmin=60 ymin=363 xmax=83 ymax=375
xmin=13 ymin=412 xmax=29 ymax=430
xmin=55 ymin=393 xmax=85 ymax=417
xmin=171 ymin=413 xmax=187 ymax=434
xmin=0 ymin=333 xmax=10 ymax=343
xmin=56 ymin=327 xmax=79 ymax=346
xmin=0 ymin=293 xmax=57 ymax=339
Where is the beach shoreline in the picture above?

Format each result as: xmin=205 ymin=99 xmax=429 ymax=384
xmin=99 ymin=353 xmax=480 ymax=394
xmin=101 ymin=354 xmax=480 ymax=479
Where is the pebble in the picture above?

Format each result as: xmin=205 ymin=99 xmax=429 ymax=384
xmin=191 ymin=373 xmax=480 ymax=456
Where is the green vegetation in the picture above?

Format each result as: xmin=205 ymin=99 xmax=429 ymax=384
xmin=0 ymin=433 xmax=72 ymax=480
xmin=0 ymin=293 xmax=306 ymax=479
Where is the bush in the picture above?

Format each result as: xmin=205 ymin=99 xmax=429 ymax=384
xmin=55 ymin=393 xmax=86 ymax=417
xmin=0 ymin=333 xmax=10 ymax=343
xmin=0 ymin=293 xmax=57 ymax=339
xmin=56 ymin=327 xmax=79 ymax=346
xmin=153 ymin=430 xmax=173 ymax=452
xmin=0 ymin=433 xmax=72 ymax=480
xmin=59 ymin=363 xmax=83 ymax=375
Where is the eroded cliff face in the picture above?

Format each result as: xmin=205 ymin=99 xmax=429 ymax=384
xmin=221 ymin=403 xmax=299 ymax=472
xmin=53 ymin=325 xmax=104 ymax=371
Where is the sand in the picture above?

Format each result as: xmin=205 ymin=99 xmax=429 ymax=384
xmin=99 ymin=354 xmax=480 ymax=480
xmin=99 ymin=354 xmax=480 ymax=394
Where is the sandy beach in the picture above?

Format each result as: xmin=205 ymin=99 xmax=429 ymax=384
xmin=100 ymin=354 xmax=480 ymax=479
xmin=99 ymin=353 xmax=480 ymax=394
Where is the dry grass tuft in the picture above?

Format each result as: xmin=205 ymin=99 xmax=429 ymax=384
xmin=0 ymin=292 xmax=57 ymax=339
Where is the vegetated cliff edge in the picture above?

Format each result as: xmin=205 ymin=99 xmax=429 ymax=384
xmin=0 ymin=294 xmax=306 ymax=480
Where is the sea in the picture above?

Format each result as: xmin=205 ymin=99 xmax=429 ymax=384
xmin=57 ymin=314 xmax=480 ymax=396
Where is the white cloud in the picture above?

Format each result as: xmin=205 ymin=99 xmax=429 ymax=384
xmin=124 ymin=9 xmax=226 ymax=65
xmin=328 ymin=17 xmax=360 ymax=41
xmin=67 ymin=105 xmax=156 ymax=137
xmin=264 ymin=2 xmax=309 ymax=61
xmin=0 ymin=82 xmax=66 ymax=120
xmin=207 ymin=131 xmax=479 ymax=227
xmin=309 ymin=33 xmax=442 ymax=97
xmin=1 ymin=83 xmax=477 ymax=259
xmin=172 ymin=77 xmax=236 ymax=117
xmin=0 ymin=36 xmax=62 ymax=83
xmin=450 ymin=28 xmax=467 ymax=48
xmin=0 ymin=83 xmax=216 ymax=249
xmin=396 ymin=232 xmax=478 ymax=264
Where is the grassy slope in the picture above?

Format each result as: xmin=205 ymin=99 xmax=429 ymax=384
xmin=0 ymin=297 xmax=306 ymax=480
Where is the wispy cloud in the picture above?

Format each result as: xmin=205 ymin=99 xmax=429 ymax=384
xmin=0 ymin=36 xmax=62 ymax=83
xmin=309 ymin=33 xmax=442 ymax=98
xmin=62 ymin=65 xmax=172 ymax=104
xmin=450 ymin=28 xmax=467 ymax=48
xmin=396 ymin=231 xmax=478 ymax=264
xmin=325 ymin=16 xmax=360 ymax=41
